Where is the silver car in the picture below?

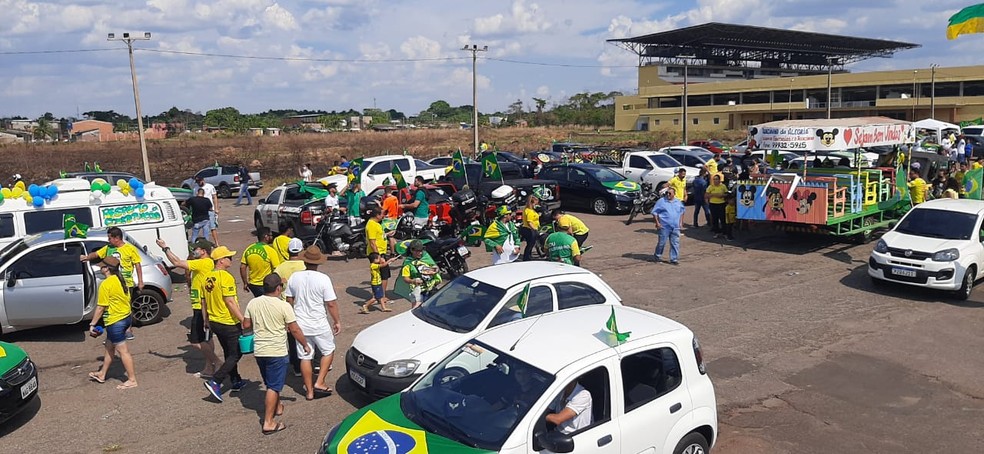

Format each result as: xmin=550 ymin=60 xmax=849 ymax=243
xmin=180 ymin=165 xmax=262 ymax=199
xmin=0 ymin=229 xmax=173 ymax=334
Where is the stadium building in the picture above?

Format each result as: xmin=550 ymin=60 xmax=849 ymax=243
xmin=609 ymin=23 xmax=984 ymax=132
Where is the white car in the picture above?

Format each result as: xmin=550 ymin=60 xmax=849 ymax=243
xmin=869 ymin=199 xmax=984 ymax=299
xmin=345 ymin=262 xmax=622 ymax=399
xmin=322 ymin=305 xmax=717 ymax=454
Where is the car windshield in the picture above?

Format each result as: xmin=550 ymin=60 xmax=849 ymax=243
xmin=401 ymin=341 xmax=554 ymax=450
xmin=648 ymin=154 xmax=683 ymax=168
xmin=582 ymin=166 xmax=627 ymax=183
xmin=412 ymin=276 xmax=507 ymax=333
xmin=0 ymin=239 xmax=29 ymax=266
xmin=895 ymin=208 xmax=978 ymax=240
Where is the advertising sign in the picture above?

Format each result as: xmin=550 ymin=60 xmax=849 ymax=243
xmin=101 ymin=203 xmax=163 ymax=227
xmin=750 ymin=121 xmax=914 ymax=152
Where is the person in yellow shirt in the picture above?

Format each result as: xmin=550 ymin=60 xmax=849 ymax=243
xmin=365 ymin=206 xmax=394 ymax=292
xmin=973 ymin=158 xmax=984 ymax=171
xmin=360 ymin=252 xmax=398 ymax=313
xmin=80 ymin=227 xmax=143 ymax=340
xmin=908 ymin=169 xmax=928 ymax=204
xmin=705 ymin=157 xmax=718 ymax=176
xmin=724 ymin=194 xmax=737 ymax=241
xmin=271 ymin=225 xmax=294 ymax=263
xmin=552 ymin=210 xmax=590 ymax=247
xmin=87 ymin=257 xmax=138 ymax=390
xmin=240 ymin=227 xmax=282 ymax=297
xmin=202 ymin=246 xmax=246 ymax=402
xmin=520 ymin=195 xmax=541 ymax=261
xmin=668 ymin=168 xmax=688 ymax=203
xmin=706 ymin=173 xmax=729 ymax=237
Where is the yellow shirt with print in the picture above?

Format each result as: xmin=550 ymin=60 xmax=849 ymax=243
xmin=97 ymin=243 xmax=142 ymax=288
xmin=274 ymin=260 xmax=306 ymax=285
xmin=557 ymin=214 xmax=589 ymax=235
xmin=271 ymin=235 xmax=292 ymax=263
xmin=725 ymin=204 xmax=737 ymax=224
xmin=522 ymin=207 xmax=540 ymax=230
xmin=705 ymin=159 xmax=718 ymax=175
xmin=370 ymin=262 xmax=382 ymax=286
xmin=98 ymin=276 xmax=131 ymax=326
xmin=188 ymin=258 xmax=214 ymax=311
xmin=908 ymin=178 xmax=928 ymax=204
xmin=241 ymin=242 xmax=281 ymax=286
xmin=203 ymin=269 xmax=239 ymax=326
xmin=366 ymin=219 xmax=387 ymax=255
xmin=668 ymin=175 xmax=687 ymax=200
xmin=706 ymin=183 xmax=728 ymax=204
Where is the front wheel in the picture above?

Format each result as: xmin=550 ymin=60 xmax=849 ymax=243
xmin=625 ymin=205 xmax=640 ymax=225
xmin=591 ymin=197 xmax=610 ymax=215
xmin=217 ymin=184 xmax=232 ymax=199
xmin=955 ymin=266 xmax=976 ymax=300
xmin=254 ymin=215 xmax=264 ymax=232
xmin=131 ymin=289 xmax=165 ymax=326
xmin=673 ymin=432 xmax=709 ymax=454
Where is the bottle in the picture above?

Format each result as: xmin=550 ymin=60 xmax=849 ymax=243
xmin=91 ymin=326 xmax=104 ymax=337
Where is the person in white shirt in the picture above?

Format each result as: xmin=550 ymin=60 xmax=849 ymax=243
xmin=284 ymin=246 xmax=341 ymax=401
xmin=324 ymin=183 xmax=340 ymax=212
xmin=546 ymin=381 xmax=593 ymax=434
xmin=194 ymin=176 xmax=221 ymax=246
xmin=300 ymin=164 xmax=313 ymax=182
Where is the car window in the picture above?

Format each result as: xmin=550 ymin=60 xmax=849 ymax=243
xmin=569 ymin=168 xmax=589 ymax=184
xmin=414 ymin=276 xmax=507 ymax=333
xmin=395 ymin=158 xmax=411 ymax=171
xmin=221 ymin=166 xmax=238 ymax=174
xmin=197 ymin=168 xmax=218 ymax=179
xmin=366 ymin=162 xmax=389 ymax=176
xmin=430 ymin=158 xmax=449 ymax=166
xmin=540 ymin=167 xmax=566 ymax=181
xmin=648 ymin=154 xmax=682 ymax=169
xmin=628 ymin=155 xmax=652 ymax=169
xmin=265 ymin=189 xmax=284 ymax=204
xmin=896 ymin=208 xmax=978 ymax=240
xmin=685 ymin=156 xmax=703 ymax=167
xmin=10 ymin=243 xmax=85 ymax=279
xmin=541 ymin=367 xmax=611 ymax=436
xmin=24 ymin=208 xmax=92 ymax=235
xmin=621 ymin=347 xmax=683 ymax=412
xmin=555 ymin=282 xmax=607 ymax=309
xmin=0 ymin=213 xmax=14 ymax=238
xmin=82 ymin=240 xmax=110 ymax=258
xmin=284 ymin=186 xmax=308 ymax=203
xmin=489 ymin=285 xmax=554 ymax=327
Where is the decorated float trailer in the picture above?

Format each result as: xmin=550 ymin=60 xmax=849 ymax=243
xmin=736 ymin=117 xmax=916 ymax=242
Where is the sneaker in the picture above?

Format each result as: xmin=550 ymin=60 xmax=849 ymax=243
xmin=204 ymin=380 xmax=223 ymax=402
xmin=652 ymin=256 xmax=662 ymax=263
xmin=125 ymin=331 xmax=135 ymax=340
xmin=669 ymin=261 xmax=679 ymax=265
xmin=292 ymin=369 xmax=302 ymax=377
xmin=713 ymin=234 xmax=720 ymax=239
xmin=230 ymin=380 xmax=247 ymax=394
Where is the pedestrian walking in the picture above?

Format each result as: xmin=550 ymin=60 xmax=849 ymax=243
xmin=365 ymin=206 xmax=394 ymax=286
xmin=652 ymin=187 xmax=686 ymax=265
xmin=80 ymin=226 xmax=143 ymax=340
xmin=241 ymin=227 xmax=282 ymax=297
xmin=360 ymin=252 xmax=398 ymax=314
xmin=691 ymin=167 xmax=710 ymax=227
xmin=87 ymin=256 xmax=138 ymax=390
xmin=242 ymin=273 xmax=310 ymax=435
xmin=273 ymin=237 xmax=307 ymax=377
xmin=520 ymin=195 xmax=541 ymax=261
xmin=186 ymin=188 xmax=213 ymax=242
xmin=234 ymin=162 xmax=253 ymax=206
xmin=284 ymin=246 xmax=341 ymax=401
xmin=724 ymin=194 xmax=737 ymax=241
xmin=202 ymin=246 xmax=246 ymax=403
xmin=194 ymin=175 xmax=221 ymax=246
xmin=485 ymin=205 xmax=521 ymax=265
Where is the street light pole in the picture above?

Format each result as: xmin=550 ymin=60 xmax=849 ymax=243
xmin=462 ymin=44 xmax=488 ymax=156
xmin=826 ymin=57 xmax=834 ymax=120
xmin=108 ymin=32 xmax=152 ymax=182
xmin=930 ymin=64 xmax=938 ymax=118
xmin=788 ymin=78 xmax=794 ymax=119
xmin=912 ymin=70 xmax=918 ymax=120
xmin=677 ymin=55 xmax=695 ymax=145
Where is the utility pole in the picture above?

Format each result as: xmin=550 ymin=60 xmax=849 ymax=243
xmin=930 ymin=64 xmax=938 ymax=118
xmin=462 ymin=44 xmax=488 ymax=156
xmin=677 ymin=55 xmax=695 ymax=145
xmin=108 ymin=32 xmax=152 ymax=182
xmin=788 ymin=78 xmax=795 ymax=119
xmin=826 ymin=57 xmax=834 ymax=120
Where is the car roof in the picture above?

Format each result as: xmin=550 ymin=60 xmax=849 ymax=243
xmin=463 ymin=261 xmax=593 ymax=290
xmin=542 ymin=162 xmax=608 ymax=170
xmin=914 ymin=198 xmax=984 ymax=215
xmin=30 ymin=228 xmax=111 ymax=244
xmin=476 ymin=305 xmax=690 ymax=375
xmin=660 ymin=146 xmax=712 ymax=154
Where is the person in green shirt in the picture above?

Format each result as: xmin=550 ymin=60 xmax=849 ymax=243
xmin=341 ymin=181 xmax=366 ymax=218
xmin=545 ymin=230 xmax=582 ymax=266
xmin=402 ymin=176 xmax=430 ymax=228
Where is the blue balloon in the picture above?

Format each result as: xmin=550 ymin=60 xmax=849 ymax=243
xmin=47 ymin=185 xmax=58 ymax=197
xmin=28 ymin=184 xmax=39 ymax=197
xmin=128 ymin=178 xmax=140 ymax=188
xmin=135 ymin=187 xmax=145 ymax=198
xmin=134 ymin=180 xmax=144 ymax=189
xmin=32 ymin=196 xmax=43 ymax=207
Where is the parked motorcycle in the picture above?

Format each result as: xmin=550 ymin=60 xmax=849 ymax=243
xmin=625 ymin=182 xmax=660 ymax=225
xmin=313 ymin=210 xmax=367 ymax=259
xmin=396 ymin=233 xmax=471 ymax=279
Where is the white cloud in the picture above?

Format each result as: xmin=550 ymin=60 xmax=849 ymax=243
xmin=400 ymin=36 xmax=442 ymax=60
xmin=474 ymin=0 xmax=550 ymax=36
xmin=263 ymin=3 xmax=299 ymax=31
xmin=1 ymin=0 xmax=40 ymax=34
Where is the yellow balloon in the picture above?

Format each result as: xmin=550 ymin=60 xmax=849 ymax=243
xmin=23 ymin=194 xmax=31 ymax=204
xmin=14 ymin=181 xmax=25 ymax=191
xmin=117 ymin=179 xmax=129 ymax=190
xmin=1 ymin=188 xmax=10 ymax=198
xmin=11 ymin=187 xmax=23 ymax=198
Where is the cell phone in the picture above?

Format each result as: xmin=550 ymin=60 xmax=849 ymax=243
xmin=203 ymin=327 xmax=212 ymax=342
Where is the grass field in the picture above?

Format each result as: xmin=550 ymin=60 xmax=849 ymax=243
xmin=3 ymin=127 xmax=747 ymax=188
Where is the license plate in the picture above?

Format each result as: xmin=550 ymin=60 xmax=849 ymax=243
xmin=349 ymin=370 xmax=366 ymax=388
xmin=891 ymin=267 xmax=917 ymax=278
xmin=20 ymin=376 xmax=37 ymax=400
xmin=457 ymin=245 xmax=469 ymax=257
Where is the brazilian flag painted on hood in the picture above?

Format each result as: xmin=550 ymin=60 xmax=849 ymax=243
xmin=0 ymin=341 xmax=28 ymax=373
xmin=601 ymin=180 xmax=640 ymax=192
xmin=324 ymin=394 xmax=492 ymax=454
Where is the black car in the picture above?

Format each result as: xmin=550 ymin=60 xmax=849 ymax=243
xmin=480 ymin=151 xmax=533 ymax=177
xmin=538 ymin=163 xmax=639 ymax=215
xmin=0 ymin=341 xmax=38 ymax=423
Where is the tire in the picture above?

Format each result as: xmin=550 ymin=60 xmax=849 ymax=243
xmin=955 ymin=266 xmax=976 ymax=300
xmin=254 ymin=215 xmax=264 ymax=232
xmin=217 ymin=183 xmax=232 ymax=199
xmin=625 ymin=206 xmax=639 ymax=225
xmin=852 ymin=217 xmax=877 ymax=244
xmin=591 ymin=197 xmax=610 ymax=215
xmin=673 ymin=432 xmax=709 ymax=454
xmin=131 ymin=289 xmax=165 ymax=326
xmin=313 ymin=238 xmax=328 ymax=255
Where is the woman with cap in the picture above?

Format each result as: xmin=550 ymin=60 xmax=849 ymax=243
xmin=88 ymin=256 xmax=138 ymax=390
xmin=484 ymin=205 xmax=521 ymax=265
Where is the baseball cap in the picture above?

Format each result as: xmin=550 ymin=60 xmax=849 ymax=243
xmin=287 ymin=238 xmax=304 ymax=254
xmin=210 ymin=246 xmax=237 ymax=260
xmin=191 ymin=238 xmax=215 ymax=253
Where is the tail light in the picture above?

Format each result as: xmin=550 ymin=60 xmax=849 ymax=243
xmin=301 ymin=211 xmax=314 ymax=225
xmin=233 ymin=175 xmax=240 ymax=183
xmin=693 ymin=336 xmax=706 ymax=375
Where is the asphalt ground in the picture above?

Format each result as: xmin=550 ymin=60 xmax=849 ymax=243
xmin=2 ymin=199 xmax=984 ymax=453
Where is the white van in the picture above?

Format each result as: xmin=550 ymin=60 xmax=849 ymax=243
xmin=0 ymin=179 xmax=188 ymax=266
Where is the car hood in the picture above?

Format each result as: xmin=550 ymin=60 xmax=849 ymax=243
xmin=0 ymin=341 xmax=28 ymax=371
xmin=352 ymin=310 xmax=470 ymax=367
xmin=882 ymin=231 xmax=967 ymax=252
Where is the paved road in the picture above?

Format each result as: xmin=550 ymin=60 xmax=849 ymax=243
xmin=2 ymin=200 xmax=983 ymax=453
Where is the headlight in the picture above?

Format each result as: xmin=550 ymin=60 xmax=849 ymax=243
xmin=321 ymin=424 xmax=340 ymax=453
xmin=379 ymin=359 xmax=420 ymax=378
xmin=932 ymin=248 xmax=960 ymax=262
xmin=607 ymin=189 xmax=622 ymax=195
xmin=874 ymin=239 xmax=888 ymax=253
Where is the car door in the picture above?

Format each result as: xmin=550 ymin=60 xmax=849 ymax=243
xmin=526 ymin=361 xmax=620 ymax=453
xmin=566 ymin=168 xmax=594 ymax=209
xmin=541 ymin=167 xmax=572 ymax=208
xmin=261 ymin=188 xmax=284 ymax=228
xmin=624 ymin=155 xmax=653 ymax=184
xmin=617 ymin=345 xmax=694 ymax=454
xmin=2 ymin=242 xmax=87 ymax=328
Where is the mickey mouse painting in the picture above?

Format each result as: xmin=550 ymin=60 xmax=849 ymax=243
xmin=763 ymin=186 xmax=786 ymax=218
xmin=792 ymin=190 xmax=818 ymax=214
xmin=737 ymin=185 xmax=757 ymax=208
xmin=816 ymin=128 xmax=839 ymax=147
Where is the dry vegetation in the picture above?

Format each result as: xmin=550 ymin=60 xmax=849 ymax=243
xmin=5 ymin=127 xmax=747 ymax=188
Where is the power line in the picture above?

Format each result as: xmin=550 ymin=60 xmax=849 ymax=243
xmin=137 ymin=48 xmax=470 ymax=63
xmin=484 ymin=56 xmax=637 ymax=68
xmin=0 ymin=48 xmax=116 ymax=55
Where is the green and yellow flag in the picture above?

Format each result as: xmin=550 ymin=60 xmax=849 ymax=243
xmin=515 ymin=282 xmax=530 ymax=317
xmin=965 ymin=166 xmax=983 ymax=199
xmin=392 ymin=164 xmax=408 ymax=189
xmin=948 ymin=3 xmax=984 ymax=40
xmin=64 ymin=214 xmax=89 ymax=239
xmin=605 ymin=307 xmax=631 ymax=343
xmin=481 ymin=152 xmax=502 ymax=181
xmin=450 ymin=149 xmax=466 ymax=179
xmin=349 ymin=157 xmax=364 ymax=178
xmin=895 ymin=165 xmax=909 ymax=203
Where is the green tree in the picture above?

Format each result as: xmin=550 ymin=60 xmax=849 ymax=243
xmin=427 ymin=100 xmax=453 ymax=118
xmin=532 ymin=97 xmax=547 ymax=125
xmin=32 ymin=118 xmax=54 ymax=141
xmin=204 ymin=107 xmax=244 ymax=131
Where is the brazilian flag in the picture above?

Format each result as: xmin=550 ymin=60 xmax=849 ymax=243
xmin=450 ymin=150 xmax=466 ymax=179
xmin=349 ymin=157 xmax=364 ymax=178
xmin=64 ymin=214 xmax=89 ymax=239
xmin=605 ymin=306 xmax=631 ymax=343
xmin=480 ymin=152 xmax=502 ymax=180
xmin=392 ymin=164 xmax=409 ymax=190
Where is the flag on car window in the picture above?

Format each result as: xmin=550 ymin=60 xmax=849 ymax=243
xmin=64 ymin=214 xmax=89 ymax=239
xmin=515 ymin=282 xmax=530 ymax=317
xmin=605 ymin=307 xmax=631 ymax=343
xmin=481 ymin=152 xmax=502 ymax=180
xmin=391 ymin=165 xmax=408 ymax=189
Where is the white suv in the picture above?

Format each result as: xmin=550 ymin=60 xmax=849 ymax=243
xmin=869 ymin=198 xmax=984 ymax=299
xmin=321 ymin=305 xmax=717 ymax=454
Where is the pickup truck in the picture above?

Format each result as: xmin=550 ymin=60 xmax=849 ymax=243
xmin=253 ymin=182 xmax=329 ymax=241
xmin=607 ymin=150 xmax=699 ymax=191
xmin=359 ymin=155 xmax=447 ymax=190
xmin=446 ymin=162 xmax=562 ymax=212
xmin=180 ymin=165 xmax=262 ymax=199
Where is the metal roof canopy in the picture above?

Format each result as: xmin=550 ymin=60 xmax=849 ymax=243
xmin=608 ymin=22 xmax=920 ymax=70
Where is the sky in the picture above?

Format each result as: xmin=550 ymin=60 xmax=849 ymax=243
xmin=2 ymin=0 xmax=983 ymax=120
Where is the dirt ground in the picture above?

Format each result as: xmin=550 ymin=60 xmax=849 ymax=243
xmin=2 ymin=198 xmax=984 ymax=453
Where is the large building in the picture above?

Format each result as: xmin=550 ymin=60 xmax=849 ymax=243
xmin=609 ymin=23 xmax=984 ymax=132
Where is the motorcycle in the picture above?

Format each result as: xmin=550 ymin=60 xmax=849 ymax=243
xmin=313 ymin=210 xmax=367 ymax=259
xmin=396 ymin=233 xmax=471 ymax=279
xmin=625 ymin=182 xmax=660 ymax=225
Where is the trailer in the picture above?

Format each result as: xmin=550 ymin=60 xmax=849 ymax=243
xmin=737 ymin=117 xmax=916 ymax=242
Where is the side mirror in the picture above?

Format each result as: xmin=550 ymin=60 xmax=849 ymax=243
xmin=536 ymin=431 xmax=574 ymax=453
xmin=578 ymin=180 xmax=590 ymax=187
xmin=6 ymin=271 xmax=16 ymax=288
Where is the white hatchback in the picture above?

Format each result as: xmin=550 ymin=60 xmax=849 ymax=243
xmin=869 ymin=198 xmax=984 ymax=299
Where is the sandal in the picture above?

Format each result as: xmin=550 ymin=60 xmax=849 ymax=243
xmin=381 ymin=307 xmax=393 ymax=312
xmin=116 ymin=381 xmax=138 ymax=390
xmin=358 ymin=307 xmax=370 ymax=314
xmin=262 ymin=422 xmax=287 ymax=435
xmin=88 ymin=372 xmax=105 ymax=384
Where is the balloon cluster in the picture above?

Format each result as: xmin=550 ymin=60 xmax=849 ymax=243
xmin=90 ymin=177 xmax=146 ymax=204
xmin=116 ymin=178 xmax=146 ymax=198
xmin=0 ymin=181 xmax=59 ymax=207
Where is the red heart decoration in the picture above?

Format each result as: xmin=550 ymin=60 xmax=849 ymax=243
xmin=843 ymin=128 xmax=853 ymax=145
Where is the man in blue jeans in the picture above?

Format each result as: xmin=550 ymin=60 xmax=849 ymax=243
xmin=235 ymin=162 xmax=252 ymax=206
xmin=651 ymin=187 xmax=686 ymax=265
